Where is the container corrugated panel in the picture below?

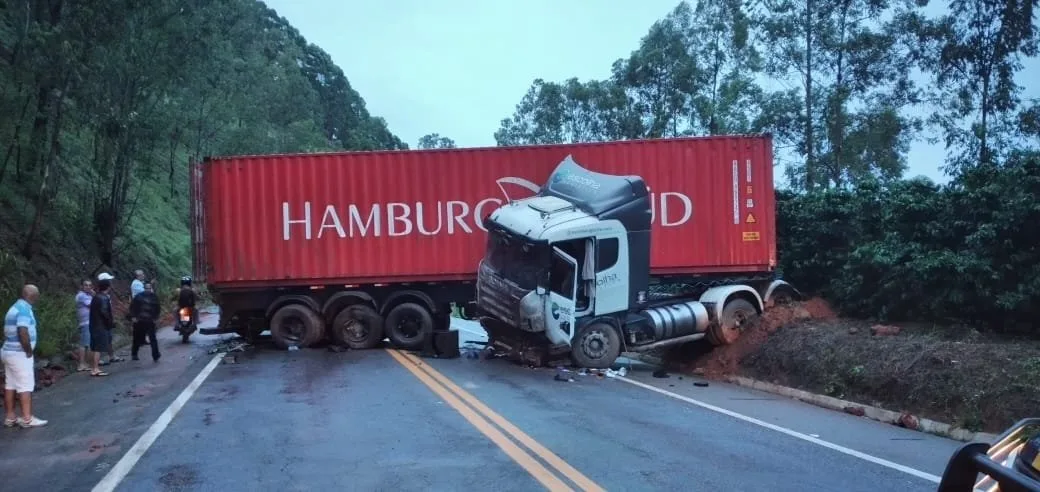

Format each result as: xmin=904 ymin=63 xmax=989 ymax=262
xmin=194 ymin=135 xmax=775 ymax=288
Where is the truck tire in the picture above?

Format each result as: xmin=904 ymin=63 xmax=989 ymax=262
xmin=270 ymin=304 xmax=324 ymax=350
xmin=331 ymin=304 xmax=385 ymax=350
xmin=571 ymin=322 xmax=621 ymax=369
xmin=385 ymin=302 xmax=434 ymax=350
xmin=707 ymin=298 xmax=756 ymax=346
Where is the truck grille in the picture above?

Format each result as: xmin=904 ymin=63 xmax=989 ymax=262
xmin=477 ymin=263 xmax=526 ymax=327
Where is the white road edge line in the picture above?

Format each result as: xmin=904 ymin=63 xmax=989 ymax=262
xmin=617 ymin=376 xmax=942 ymax=484
xmin=92 ymin=353 xmax=225 ymax=492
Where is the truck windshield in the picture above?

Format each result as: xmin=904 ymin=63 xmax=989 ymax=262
xmin=484 ymin=229 xmax=547 ymax=290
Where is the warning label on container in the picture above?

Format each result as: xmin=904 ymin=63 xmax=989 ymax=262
xmin=745 ymin=212 xmax=757 ymax=224
xmin=743 ymin=231 xmax=760 ymax=241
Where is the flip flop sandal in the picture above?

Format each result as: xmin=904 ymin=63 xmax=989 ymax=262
xmin=91 ymin=371 xmax=109 ymax=377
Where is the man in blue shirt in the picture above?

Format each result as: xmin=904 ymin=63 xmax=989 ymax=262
xmin=3 ymin=284 xmax=47 ymax=428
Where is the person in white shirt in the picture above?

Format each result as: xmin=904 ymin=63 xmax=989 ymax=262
xmin=3 ymin=284 xmax=47 ymax=428
xmin=130 ymin=270 xmax=145 ymax=300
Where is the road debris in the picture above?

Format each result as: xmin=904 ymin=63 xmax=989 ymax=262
xmin=693 ymin=381 xmax=709 ymax=387
xmin=652 ymin=369 xmax=669 ymax=379
xmin=222 ymin=355 xmax=238 ymax=364
xmin=843 ymin=406 xmax=866 ymax=417
xmin=554 ymin=373 xmax=575 ymax=382
xmin=208 ymin=339 xmax=252 ymax=355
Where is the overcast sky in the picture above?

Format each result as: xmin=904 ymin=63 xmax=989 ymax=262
xmin=265 ymin=0 xmax=1038 ymax=185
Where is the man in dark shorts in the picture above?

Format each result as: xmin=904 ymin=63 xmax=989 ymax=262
xmin=89 ymin=273 xmax=118 ymax=377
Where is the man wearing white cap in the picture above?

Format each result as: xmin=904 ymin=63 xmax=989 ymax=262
xmin=88 ymin=272 xmax=122 ymax=376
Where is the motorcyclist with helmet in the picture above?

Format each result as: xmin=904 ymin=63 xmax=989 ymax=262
xmin=176 ymin=276 xmax=199 ymax=335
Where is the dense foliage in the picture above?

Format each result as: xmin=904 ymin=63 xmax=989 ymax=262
xmin=495 ymin=0 xmax=1040 ymax=330
xmin=0 ymin=0 xmax=404 ymax=356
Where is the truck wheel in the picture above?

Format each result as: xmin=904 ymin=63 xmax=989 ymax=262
xmin=707 ymin=298 xmax=756 ymax=346
xmin=385 ymin=302 xmax=434 ymax=350
xmin=571 ymin=322 xmax=621 ymax=369
xmin=331 ymin=304 xmax=385 ymax=350
xmin=270 ymin=304 xmax=324 ymax=350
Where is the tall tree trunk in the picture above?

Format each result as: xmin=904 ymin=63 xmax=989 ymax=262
xmin=22 ymin=78 xmax=69 ymax=259
xmin=804 ymin=0 xmax=815 ymax=191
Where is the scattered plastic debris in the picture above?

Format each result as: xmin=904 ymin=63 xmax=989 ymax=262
xmin=554 ymin=373 xmax=575 ymax=382
xmin=208 ymin=339 xmax=252 ymax=355
xmin=693 ymin=381 xmax=709 ymax=387
xmin=222 ymin=355 xmax=238 ymax=364
xmin=602 ymin=367 xmax=628 ymax=378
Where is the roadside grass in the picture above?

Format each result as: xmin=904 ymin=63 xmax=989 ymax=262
xmin=0 ymin=170 xmax=192 ymax=360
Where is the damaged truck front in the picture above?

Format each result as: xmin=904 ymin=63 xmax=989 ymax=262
xmin=476 ymin=136 xmax=799 ymax=369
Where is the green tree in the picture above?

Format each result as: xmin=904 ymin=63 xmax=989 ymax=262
xmin=925 ymin=0 xmax=1038 ymax=169
xmin=417 ymin=133 xmax=457 ymax=149
xmin=757 ymin=0 xmax=924 ymax=190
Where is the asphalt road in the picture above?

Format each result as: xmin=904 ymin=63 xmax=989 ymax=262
xmin=0 ymin=314 xmax=966 ymax=492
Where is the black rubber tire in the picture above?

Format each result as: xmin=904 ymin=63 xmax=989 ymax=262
xmin=181 ymin=332 xmax=190 ymax=344
xmin=707 ymin=298 xmax=757 ymax=346
xmin=330 ymin=304 xmax=385 ymax=349
xmin=769 ymin=286 xmax=797 ymax=307
xmin=384 ymin=302 xmax=434 ymax=350
xmin=570 ymin=322 xmax=622 ymax=369
xmin=270 ymin=304 xmax=324 ymax=350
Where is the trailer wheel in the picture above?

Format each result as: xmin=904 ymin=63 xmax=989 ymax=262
xmin=385 ymin=302 xmax=434 ymax=350
xmin=571 ymin=322 xmax=621 ymax=369
xmin=707 ymin=298 xmax=756 ymax=346
xmin=270 ymin=304 xmax=324 ymax=350
xmin=331 ymin=304 xmax=385 ymax=350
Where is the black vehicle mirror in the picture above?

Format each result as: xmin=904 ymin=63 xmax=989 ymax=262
xmin=937 ymin=418 xmax=1040 ymax=492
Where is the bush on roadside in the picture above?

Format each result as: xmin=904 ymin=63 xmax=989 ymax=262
xmin=777 ymin=151 xmax=1040 ymax=334
xmin=0 ymin=251 xmax=78 ymax=359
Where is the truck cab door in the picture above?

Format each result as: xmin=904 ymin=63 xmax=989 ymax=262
xmin=545 ymin=246 xmax=579 ymax=346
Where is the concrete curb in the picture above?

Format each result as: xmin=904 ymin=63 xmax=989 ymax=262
xmin=724 ymin=375 xmax=999 ymax=443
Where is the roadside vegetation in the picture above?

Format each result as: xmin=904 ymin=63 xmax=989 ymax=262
xmin=493 ymin=0 xmax=1040 ymax=432
xmin=0 ymin=0 xmax=405 ymax=358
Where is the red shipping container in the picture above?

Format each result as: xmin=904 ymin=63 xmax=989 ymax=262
xmin=192 ymin=135 xmax=776 ymax=289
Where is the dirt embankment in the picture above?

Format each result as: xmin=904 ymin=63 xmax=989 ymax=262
xmin=666 ymin=299 xmax=1040 ymax=434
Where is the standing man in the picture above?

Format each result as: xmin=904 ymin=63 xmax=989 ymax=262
xmin=3 ymin=284 xmax=47 ymax=428
xmin=130 ymin=270 xmax=149 ymax=347
xmin=129 ymin=280 xmax=161 ymax=362
xmin=74 ymin=279 xmax=94 ymax=372
xmin=89 ymin=273 xmax=120 ymax=377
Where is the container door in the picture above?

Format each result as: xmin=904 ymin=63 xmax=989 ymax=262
xmin=545 ymin=246 xmax=579 ymax=346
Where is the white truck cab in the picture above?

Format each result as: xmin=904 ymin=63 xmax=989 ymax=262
xmin=476 ymin=155 xmax=797 ymax=368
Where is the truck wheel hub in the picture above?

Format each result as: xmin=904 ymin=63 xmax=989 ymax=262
xmin=581 ymin=331 xmax=609 ymax=359
xmin=345 ymin=319 xmax=367 ymax=340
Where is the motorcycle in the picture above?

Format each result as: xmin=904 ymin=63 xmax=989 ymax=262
xmin=176 ymin=306 xmax=197 ymax=343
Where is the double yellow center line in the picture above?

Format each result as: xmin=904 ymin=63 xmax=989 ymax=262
xmin=386 ymin=349 xmax=605 ymax=492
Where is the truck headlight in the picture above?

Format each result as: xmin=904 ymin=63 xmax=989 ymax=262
xmin=518 ymin=290 xmax=545 ymax=332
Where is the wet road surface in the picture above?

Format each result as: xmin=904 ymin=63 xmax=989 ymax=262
xmin=0 ymin=315 xmax=964 ymax=491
